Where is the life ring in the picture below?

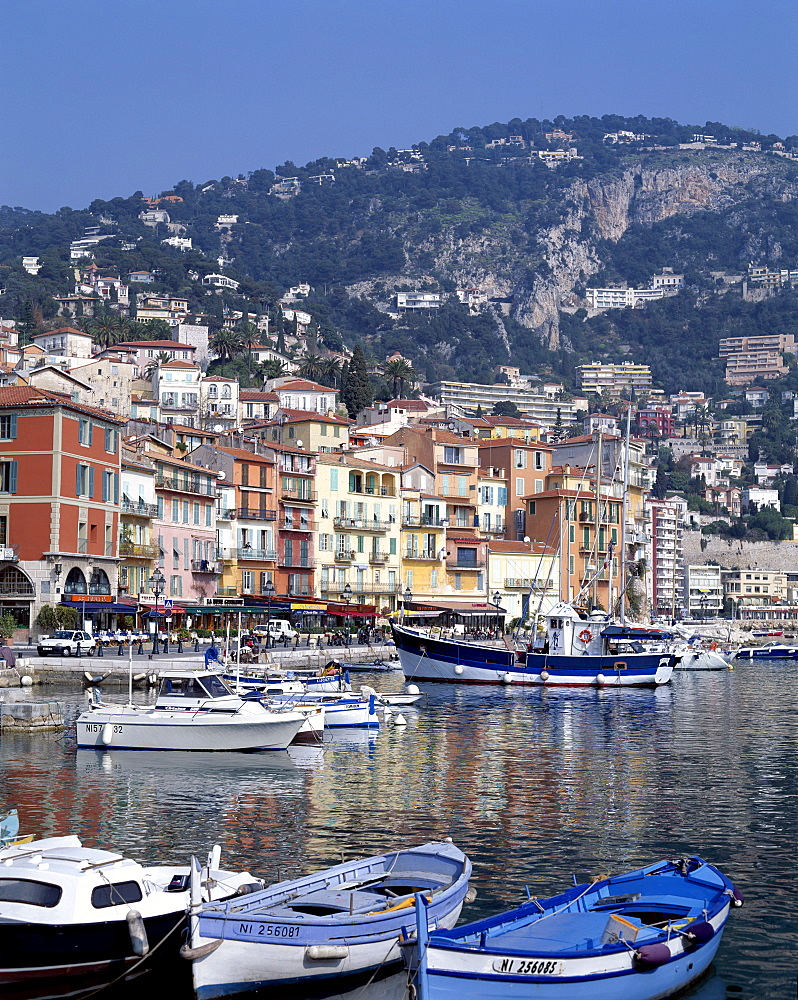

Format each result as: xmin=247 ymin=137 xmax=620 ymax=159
xmin=709 ymin=641 xmax=718 ymax=651
xmin=578 ymin=629 xmax=593 ymax=644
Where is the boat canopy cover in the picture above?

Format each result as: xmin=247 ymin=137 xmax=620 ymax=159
xmin=600 ymin=624 xmax=676 ymax=640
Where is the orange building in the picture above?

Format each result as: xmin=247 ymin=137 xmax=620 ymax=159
xmin=0 ymin=387 xmax=124 ymax=632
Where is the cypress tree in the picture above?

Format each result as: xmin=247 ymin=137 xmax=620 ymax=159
xmin=342 ymin=345 xmax=372 ymax=417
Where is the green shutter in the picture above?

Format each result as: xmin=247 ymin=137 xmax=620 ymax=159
xmin=389 ymin=537 xmax=396 ymax=555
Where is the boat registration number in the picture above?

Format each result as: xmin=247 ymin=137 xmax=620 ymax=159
xmin=237 ymin=921 xmax=300 ymax=939
xmin=492 ymin=958 xmax=564 ymax=976
xmin=83 ymin=724 xmax=124 ymax=733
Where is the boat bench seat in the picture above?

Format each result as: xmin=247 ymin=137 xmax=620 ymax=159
xmin=491 ymin=911 xmax=663 ymax=953
xmin=273 ymin=888 xmax=391 ymax=915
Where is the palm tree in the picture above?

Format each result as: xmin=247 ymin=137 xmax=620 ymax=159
xmin=258 ymin=359 xmax=289 ymax=382
xmin=383 ymin=358 xmax=416 ymax=398
xmin=143 ymin=352 xmax=172 ymax=380
xmin=296 ymin=353 xmax=325 ymax=382
xmin=89 ymin=315 xmax=125 ymax=351
xmin=209 ymin=327 xmax=245 ymax=362
xmin=319 ymin=357 xmax=342 ymax=388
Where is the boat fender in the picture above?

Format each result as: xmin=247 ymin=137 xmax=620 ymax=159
xmin=306 ymin=944 xmax=349 ymax=960
xmin=394 ymin=713 xmax=407 ymax=726
xmin=234 ymin=882 xmax=263 ymax=896
xmin=731 ymin=887 xmax=745 ymax=907
xmin=501 ymin=673 xmax=512 ymax=684
xmin=634 ymin=943 xmax=671 ymax=967
xmin=101 ymin=723 xmax=114 ymax=746
xmin=539 ymin=670 xmax=549 ymax=681
xmin=464 ymin=887 xmax=477 ymax=904
xmin=454 ymin=665 xmax=464 ymax=675
xmin=685 ymin=921 xmax=715 ymax=944
xmin=180 ymin=939 xmax=223 ymax=961
xmin=126 ymin=910 xmax=149 ymax=956
xmin=406 ymin=684 xmax=420 ymax=695
xmin=595 ymin=673 xmax=606 ymax=685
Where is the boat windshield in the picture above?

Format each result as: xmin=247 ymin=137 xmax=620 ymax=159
xmin=159 ymin=676 xmax=215 ymax=699
xmin=201 ymin=674 xmax=232 ymax=698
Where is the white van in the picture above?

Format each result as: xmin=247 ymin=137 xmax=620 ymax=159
xmin=255 ymin=620 xmax=298 ymax=641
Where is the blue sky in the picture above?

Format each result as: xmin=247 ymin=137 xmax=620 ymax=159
xmin=3 ymin=0 xmax=796 ymax=212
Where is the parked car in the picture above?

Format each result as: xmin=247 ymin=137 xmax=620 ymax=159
xmin=253 ymin=621 xmax=298 ymax=641
xmin=37 ymin=631 xmax=97 ymax=657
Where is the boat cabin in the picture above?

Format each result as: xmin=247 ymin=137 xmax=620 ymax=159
xmin=157 ymin=670 xmax=234 ymax=706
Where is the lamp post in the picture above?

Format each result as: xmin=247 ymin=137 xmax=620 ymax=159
xmin=492 ymin=589 xmax=502 ymax=634
xmin=148 ymin=568 xmax=165 ymax=653
xmin=341 ymin=582 xmax=352 ymax=645
xmin=264 ymin=578 xmax=275 ymax=648
xmin=402 ymin=586 xmax=412 ymax=624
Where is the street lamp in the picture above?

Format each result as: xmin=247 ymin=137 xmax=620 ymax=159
xmin=341 ymin=582 xmax=352 ymax=644
xmin=148 ymin=568 xmax=166 ymax=653
xmin=402 ymin=586 xmax=412 ymax=624
xmin=264 ymin=578 xmax=276 ymax=648
xmin=492 ymin=590 xmax=502 ymax=633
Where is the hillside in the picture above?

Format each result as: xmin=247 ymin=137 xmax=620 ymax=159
xmin=2 ymin=112 xmax=798 ymax=393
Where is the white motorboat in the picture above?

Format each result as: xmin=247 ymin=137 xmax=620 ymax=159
xmin=0 ymin=835 xmax=261 ymax=1000
xmin=269 ymin=690 xmax=380 ymax=728
xmin=674 ymin=648 xmax=730 ymax=670
xmin=76 ymin=669 xmax=305 ymax=751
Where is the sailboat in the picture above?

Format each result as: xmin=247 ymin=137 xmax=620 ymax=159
xmin=392 ymin=413 xmax=675 ymax=687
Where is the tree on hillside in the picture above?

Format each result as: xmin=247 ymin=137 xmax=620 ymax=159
xmin=493 ymin=400 xmax=521 ymax=417
xmin=383 ymin=357 xmax=416 ymax=398
xmin=342 ymin=345 xmax=372 ymax=417
xmin=297 ymin=353 xmax=325 ymax=382
xmin=318 ymin=357 xmax=342 ymax=388
xmin=259 ymin=359 xmax=289 ymax=381
xmin=209 ymin=327 xmax=245 ymax=362
xmin=143 ymin=352 xmax=173 ymax=380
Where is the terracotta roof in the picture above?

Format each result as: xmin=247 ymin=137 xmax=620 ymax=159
xmin=117 ymin=340 xmax=197 ymax=350
xmin=277 ymin=379 xmax=332 ymax=392
xmin=385 ymin=398 xmax=428 ymax=410
xmin=430 ymin=429 xmax=474 ymax=445
xmin=0 ymin=386 xmax=124 ymax=423
xmin=160 ymin=360 xmax=199 ymax=369
xmin=217 ymin=446 xmax=275 ymax=463
xmin=482 ymin=415 xmax=540 ymax=427
xmin=31 ymin=327 xmax=91 ymax=338
xmin=169 ymin=423 xmax=219 ymax=436
xmin=203 ymin=376 xmax=237 ymax=382
xmin=556 ymin=434 xmax=620 ymax=445
xmin=273 ymin=408 xmax=350 ymax=425
xmin=488 ymin=540 xmax=556 ymax=554
xmin=240 ymin=390 xmax=280 ymax=402
xmin=317 ymin=454 xmax=397 ymax=471
xmin=475 ymin=439 xmax=552 ymax=450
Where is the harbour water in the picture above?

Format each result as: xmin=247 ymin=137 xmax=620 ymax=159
xmin=1 ymin=659 xmax=795 ymax=1000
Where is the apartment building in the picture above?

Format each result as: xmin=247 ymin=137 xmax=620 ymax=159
xmin=475 ymin=439 xmax=552 ymax=540
xmin=430 ymin=380 xmax=586 ymax=431
xmin=0 ymin=387 xmax=125 ymax=633
xmin=119 ymin=452 xmax=159 ymax=601
xmin=684 ymin=565 xmax=724 ymax=618
xmin=576 ymin=362 xmax=653 ymax=397
xmin=645 ymin=498 xmax=685 ymax=617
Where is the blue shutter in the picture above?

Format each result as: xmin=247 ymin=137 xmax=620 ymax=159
xmin=88 ymin=422 xmax=93 ymax=446
xmin=102 ymin=473 xmax=108 ymax=502
xmin=8 ymin=461 xmax=17 ymax=494
xmin=76 ymin=464 xmax=82 ymax=496
xmin=89 ymin=466 xmax=95 ymax=498
xmin=9 ymin=416 xmax=17 ymax=439
xmin=113 ymin=473 xmax=119 ymax=503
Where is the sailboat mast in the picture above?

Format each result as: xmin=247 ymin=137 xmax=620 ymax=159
xmin=619 ymin=406 xmax=632 ymax=624
xmin=594 ymin=431 xmax=602 ymax=609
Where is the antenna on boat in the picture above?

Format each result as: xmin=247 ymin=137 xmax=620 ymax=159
xmin=619 ymin=406 xmax=632 ymax=625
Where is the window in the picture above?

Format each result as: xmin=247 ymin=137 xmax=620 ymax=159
xmin=171 ymin=499 xmax=179 ymax=521
xmin=205 ymin=504 xmax=212 ymax=526
xmin=514 ymin=449 xmax=527 ymax=469
xmin=430 ymin=569 xmax=438 ymax=588
xmin=457 ymin=547 xmax=477 ymax=567
xmin=320 ymin=423 xmax=327 ymax=436
xmin=102 ymin=471 xmax=119 ymax=503
xmin=454 ymin=573 xmax=462 ymax=591
xmin=443 ymin=446 xmax=461 ymax=464
xmin=534 ymin=452 xmax=545 ymax=470
xmin=193 ymin=502 xmax=200 ymax=525
xmin=0 ymin=415 xmax=17 ymax=440
xmin=457 ymin=476 xmax=468 ymax=497
xmin=104 ymin=427 xmax=117 ymax=453
xmin=389 ymin=537 xmax=397 ymax=555
xmin=497 ymin=486 xmax=507 ymax=505
xmin=91 ymin=881 xmax=143 ymax=909
xmin=170 ymin=575 xmax=182 ymax=597
xmin=75 ymin=464 xmax=93 ymax=498
xmin=515 ymin=478 xmax=524 ymax=496
xmin=173 ymin=539 xmax=180 ymax=569
xmin=241 ymin=465 xmax=249 ymax=486
xmin=78 ymin=418 xmax=93 ymax=446
xmin=0 ymin=461 xmax=18 ymax=494
xmin=242 ymin=570 xmax=253 ymax=593
xmin=183 ymin=501 xmax=189 ymax=523
xmin=0 ymin=879 xmax=62 ymax=908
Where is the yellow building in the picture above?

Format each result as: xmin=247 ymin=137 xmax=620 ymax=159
xmin=576 ymin=361 xmax=653 ymax=397
xmin=315 ymin=455 xmax=401 ymax=614
xmin=487 ymin=540 xmax=560 ymax=622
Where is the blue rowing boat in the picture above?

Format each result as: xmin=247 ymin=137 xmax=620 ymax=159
xmin=188 ymin=841 xmax=472 ymax=999
xmin=412 ymin=856 xmax=742 ymax=1000
xmin=393 ymin=602 xmax=674 ymax=687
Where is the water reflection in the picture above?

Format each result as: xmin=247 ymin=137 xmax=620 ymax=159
xmin=0 ymin=663 xmax=795 ymax=998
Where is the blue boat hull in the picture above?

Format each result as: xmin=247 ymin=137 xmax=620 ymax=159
xmin=392 ymin=626 xmax=673 ymax=687
xmin=414 ymin=857 xmax=740 ymax=1000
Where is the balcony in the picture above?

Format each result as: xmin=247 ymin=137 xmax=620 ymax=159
xmin=121 ymin=499 xmax=158 ymax=516
xmin=402 ymin=515 xmax=446 ymax=527
xmin=505 ymin=578 xmax=537 ymax=589
xmin=235 ymin=507 xmax=277 ymax=520
xmin=348 ymin=484 xmax=397 ymax=497
xmin=217 ymin=508 xmax=237 ymax=520
xmin=282 ymin=520 xmax=314 ymax=532
xmin=155 ymin=476 xmax=216 ymax=497
xmin=404 ymin=550 xmax=439 ymax=561
xmin=279 ymin=460 xmax=315 ymax=475
xmin=322 ymin=583 xmax=396 ymax=596
xmin=287 ymin=586 xmax=313 ymax=597
xmin=283 ymin=556 xmax=312 ymax=568
xmin=191 ymin=559 xmax=220 ymax=574
xmin=478 ymin=524 xmax=506 ymax=536
xmin=119 ymin=541 xmax=161 ymax=559
xmin=216 ymin=586 xmax=239 ymax=597
xmin=334 ymin=517 xmax=392 ymax=532
xmin=281 ymin=488 xmax=317 ymax=502
xmin=368 ymin=551 xmax=388 ymax=564
xmin=446 ymin=558 xmax=486 ymax=570
xmin=233 ymin=548 xmax=277 ymax=561
xmin=335 ymin=550 xmax=355 ymax=563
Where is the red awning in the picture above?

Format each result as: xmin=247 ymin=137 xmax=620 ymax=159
xmin=328 ymin=607 xmax=378 ymax=618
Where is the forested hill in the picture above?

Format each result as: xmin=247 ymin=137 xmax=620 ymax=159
xmin=2 ymin=112 xmax=798 ymax=394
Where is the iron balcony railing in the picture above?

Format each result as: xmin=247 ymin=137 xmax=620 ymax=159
xmin=282 ymin=556 xmax=312 ymax=568
xmin=235 ymin=508 xmax=277 ymax=521
xmin=282 ymin=520 xmax=314 ymax=532
xmin=191 ymin=560 xmax=220 ymax=573
xmin=281 ymin=488 xmax=318 ymax=502
xmin=368 ymin=551 xmax=388 ymax=564
xmin=333 ymin=517 xmax=393 ymax=531
xmin=155 ymin=476 xmax=216 ymax=497
xmin=403 ymin=550 xmax=439 ymax=561
xmin=348 ymin=484 xmax=397 ymax=497
xmin=119 ymin=541 xmax=161 ymax=559
xmin=401 ymin=515 xmax=446 ymax=527
xmin=233 ymin=548 xmax=278 ymax=561
xmin=121 ymin=500 xmax=159 ymax=516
